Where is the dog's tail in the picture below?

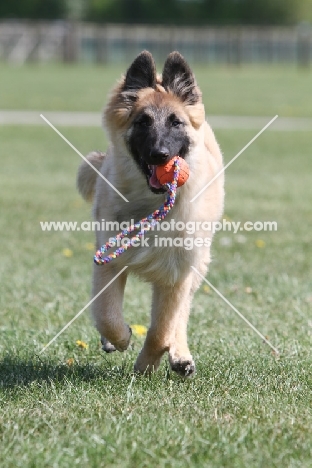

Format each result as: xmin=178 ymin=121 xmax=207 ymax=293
xmin=77 ymin=151 xmax=105 ymax=202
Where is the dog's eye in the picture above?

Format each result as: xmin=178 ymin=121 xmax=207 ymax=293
xmin=172 ymin=120 xmax=182 ymax=128
xmin=135 ymin=116 xmax=152 ymax=127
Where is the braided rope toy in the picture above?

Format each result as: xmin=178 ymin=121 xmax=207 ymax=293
xmin=94 ymin=157 xmax=182 ymax=265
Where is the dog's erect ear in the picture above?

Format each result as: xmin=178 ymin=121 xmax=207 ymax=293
xmin=162 ymin=52 xmax=200 ymax=105
xmin=124 ymin=51 xmax=157 ymax=91
xmin=105 ymin=51 xmax=156 ymax=128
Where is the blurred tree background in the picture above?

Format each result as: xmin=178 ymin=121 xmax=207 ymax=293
xmin=0 ymin=0 xmax=311 ymax=24
xmin=0 ymin=0 xmax=66 ymax=20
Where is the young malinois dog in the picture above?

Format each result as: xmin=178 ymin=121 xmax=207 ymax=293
xmin=77 ymin=51 xmax=224 ymax=377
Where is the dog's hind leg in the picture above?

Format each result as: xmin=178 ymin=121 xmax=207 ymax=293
xmin=92 ymin=264 xmax=132 ymax=352
xmin=134 ymin=273 xmax=195 ymax=377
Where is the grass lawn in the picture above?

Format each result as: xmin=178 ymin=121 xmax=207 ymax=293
xmin=0 ymin=64 xmax=312 ymax=467
xmin=1 ymin=62 xmax=312 ymax=117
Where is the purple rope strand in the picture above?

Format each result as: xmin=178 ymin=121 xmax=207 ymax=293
xmin=94 ymin=158 xmax=180 ymax=265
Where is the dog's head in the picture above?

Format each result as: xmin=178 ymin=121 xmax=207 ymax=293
xmin=105 ymin=51 xmax=205 ymax=193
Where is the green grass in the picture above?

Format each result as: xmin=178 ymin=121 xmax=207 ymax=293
xmin=1 ymin=64 xmax=312 ymax=466
xmin=1 ymin=62 xmax=312 ymax=117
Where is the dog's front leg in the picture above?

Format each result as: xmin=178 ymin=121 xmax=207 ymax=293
xmin=92 ymin=264 xmax=131 ymax=352
xmin=168 ymin=287 xmax=195 ymax=378
xmin=134 ymin=274 xmax=195 ymax=377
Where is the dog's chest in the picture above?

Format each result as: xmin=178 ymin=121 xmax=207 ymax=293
xmin=121 ymin=241 xmax=195 ymax=285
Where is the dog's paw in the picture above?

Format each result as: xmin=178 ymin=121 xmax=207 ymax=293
xmin=101 ymin=336 xmax=116 ymax=353
xmin=133 ymin=353 xmax=162 ymax=375
xmin=170 ymin=358 xmax=196 ymax=378
xmin=101 ymin=326 xmax=132 ymax=353
xmin=113 ymin=325 xmax=132 ymax=352
xmin=133 ymin=361 xmax=160 ymax=376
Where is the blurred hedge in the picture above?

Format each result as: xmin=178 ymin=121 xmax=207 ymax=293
xmin=0 ymin=0 xmax=310 ymax=25
xmin=0 ymin=0 xmax=66 ymax=19
xmin=85 ymin=0 xmax=299 ymax=26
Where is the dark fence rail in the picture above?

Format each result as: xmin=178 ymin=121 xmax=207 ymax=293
xmin=0 ymin=21 xmax=311 ymax=66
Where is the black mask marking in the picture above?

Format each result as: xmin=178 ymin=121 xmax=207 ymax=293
xmin=127 ymin=106 xmax=190 ymax=193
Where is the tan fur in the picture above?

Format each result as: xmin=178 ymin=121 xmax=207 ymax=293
xmin=77 ymin=52 xmax=224 ymax=377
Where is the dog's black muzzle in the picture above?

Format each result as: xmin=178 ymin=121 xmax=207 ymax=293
xmin=145 ymin=147 xmax=171 ymax=166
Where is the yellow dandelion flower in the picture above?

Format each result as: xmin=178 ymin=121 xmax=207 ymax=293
xmin=203 ymin=285 xmax=210 ymax=294
xmin=131 ymin=324 xmax=147 ymax=337
xmin=85 ymin=242 xmax=95 ymax=251
xmin=76 ymin=340 xmax=88 ymax=349
xmin=255 ymin=239 xmax=266 ymax=248
xmin=66 ymin=358 xmax=74 ymax=366
xmin=62 ymin=248 xmax=73 ymax=257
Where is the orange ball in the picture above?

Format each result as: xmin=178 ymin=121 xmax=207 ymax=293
xmin=156 ymin=157 xmax=189 ymax=187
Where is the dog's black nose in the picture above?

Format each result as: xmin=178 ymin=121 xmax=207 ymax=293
xmin=150 ymin=148 xmax=170 ymax=164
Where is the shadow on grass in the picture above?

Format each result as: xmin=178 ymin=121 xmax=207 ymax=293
xmin=0 ymin=354 xmax=132 ymax=390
